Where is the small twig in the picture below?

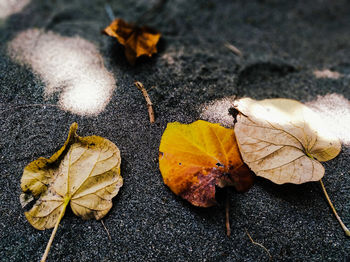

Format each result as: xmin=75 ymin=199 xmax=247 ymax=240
xmin=226 ymin=190 xmax=231 ymax=237
xmin=319 ymin=179 xmax=350 ymax=236
xmin=134 ymin=81 xmax=155 ymax=123
xmin=105 ymin=4 xmax=115 ymax=21
xmin=245 ymin=228 xmax=272 ymax=261
xmin=101 ymin=220 xmax=112 ymax=241
xmin=224 ymin=42 xmax=243 ymax=57
xmin=0 ymin=104 xmax=59 ymax=115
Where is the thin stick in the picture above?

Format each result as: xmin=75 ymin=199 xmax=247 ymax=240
xmin=101 ymin=220 xmax=112 ymax=241
xmin=319 ymin=179 xmax=350 ymax=236
xmin=225 ymin=191 xmax=231 ymax=237
xmin=134 ymin=81 xmax=155 ymax=123
xmin=224 ymin=42 xmax=243 ymax=57
xmin=245 ymin=228 xmax=272 ymax=260
xmin=105 ymin=4 xmax=115 ymax=21
xmin=41 ymin=202 xmax=68 ymax=262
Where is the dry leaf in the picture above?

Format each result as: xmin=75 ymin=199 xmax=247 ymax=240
xmin=20 ymin=123 xmax=122 ymax=261
xmin=159 ymin=120 xmax=254 ymax=207
xmin=233 ymin=98 xmax=341 ymax=184
xmin=103 ymin=18 xmax=161 ymax=65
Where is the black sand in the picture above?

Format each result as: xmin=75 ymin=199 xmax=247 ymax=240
xmin=1 ymin=0 xmax=350 ymax=261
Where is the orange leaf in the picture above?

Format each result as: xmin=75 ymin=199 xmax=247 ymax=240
xmin=103 ymin=18 xmax=161 ymax=65
xmin=159 ymin=120 xmax=254 ymax=207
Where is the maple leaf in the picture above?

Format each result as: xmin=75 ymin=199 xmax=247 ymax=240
xmin=20 ymin=123 xmax=122 ymax=261
xmin=103 ymin=18 xmax=161 ymax=65
xmin=159 ymin=120 xmax=254 ymax=207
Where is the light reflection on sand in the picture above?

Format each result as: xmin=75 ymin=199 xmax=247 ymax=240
xmin=8 ymin=29 xmax=116 ymax=116
xmin=306 ymin=93 xmax=350 ymax=145
xmin=200 ymin=93 xmax=350 ymax=145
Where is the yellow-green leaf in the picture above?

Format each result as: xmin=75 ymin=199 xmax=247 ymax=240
xmin=21 ymin=123 xmax=122 ymax=230
xmin=20 ymin=123 xmax=122 ymax=262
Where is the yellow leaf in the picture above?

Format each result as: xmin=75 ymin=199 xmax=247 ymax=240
xmin=233 ymin=98 xmax=341 ymax=184
xmin=159 ymin=120 xmax=254 ymax=207
xmin=20 ymin=123 xmax=122 ymax=261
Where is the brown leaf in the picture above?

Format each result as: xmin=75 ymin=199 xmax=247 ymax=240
xmin=233 ymin=98 xmax=341 ymax=184
xmin=103 ymin=18 xmax=161 ymax=65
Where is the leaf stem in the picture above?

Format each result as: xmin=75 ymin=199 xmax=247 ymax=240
xmin=225 ymin=190 xmax=231 ymax=237
xmin=245 ymin=228 xmax=272 ymax=260
xmin=41 ymin=201 xmax=68 ymax=262
xmin=319 ymin=179 xmax=350 ymax=237
xmin=101 ymin=220 xmax=112 ymax=241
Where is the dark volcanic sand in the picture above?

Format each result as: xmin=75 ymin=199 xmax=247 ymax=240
xmin=1 ymin=0 xmax=350 ymax=261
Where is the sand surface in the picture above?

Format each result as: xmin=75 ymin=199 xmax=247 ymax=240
xmin=1 ymin=0 xmax=350 ymax=261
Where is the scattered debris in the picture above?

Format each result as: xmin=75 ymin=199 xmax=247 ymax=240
xmin=313 ymin=69 xmax=342 ymax=79
xmin=224 ymin=42 xmax=243 ymax=57
xmin=245 ymin=229 xmax=272 ymax=260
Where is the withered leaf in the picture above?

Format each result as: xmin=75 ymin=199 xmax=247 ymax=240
xmin=159 ymin=120 xmax=254 ymax=207
xmin=233 ymin=98 xmax=341 ymax=184
xmin=20 ymin=123 xmax=122 ymax=261
xmin=103 ymin=18 xmax=161 ymax=65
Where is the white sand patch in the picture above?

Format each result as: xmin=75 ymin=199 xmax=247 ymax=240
xmin=199 ymin=96 xmax=236 ymax=127
xmin=0 ymin=0 xmax=30 ymax=19
xmin=8 ymin=29 xmax=116 ymax=116
xmin=201 ymin=93 xmax=350 ymax=145
xmin=306 ymin=93 xmax=350 ymax=145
